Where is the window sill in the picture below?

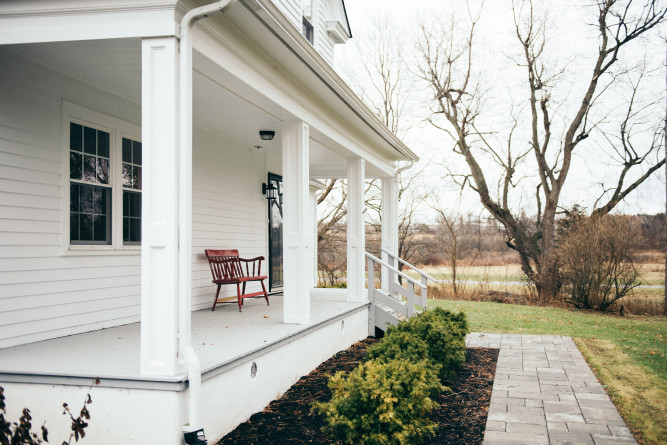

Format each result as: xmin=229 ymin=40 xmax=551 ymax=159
xmin=63 ymin=246 xmax=141 ymax=256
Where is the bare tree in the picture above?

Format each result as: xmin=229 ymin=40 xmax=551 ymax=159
xmin=318 ymin=15 xmax=423 ymax=280
xmin=417 ymin=0 xmax=666 ymax=301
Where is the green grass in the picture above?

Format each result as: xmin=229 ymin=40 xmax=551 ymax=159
xmin=429 ymin=299 xmax=666 ymax=380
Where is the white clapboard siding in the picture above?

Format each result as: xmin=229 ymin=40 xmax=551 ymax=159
xmin=0 ymin=48 xmax=271 ymax=348
xmin=191 ymin=127 xmax=268 ymax=307
xmin=316 ymin=0 xmax=334 ymax=65
xmin=0 ymin=49 xmax=144 ymax=348
xmin=273 ymin=0 xmax=301 ymax=31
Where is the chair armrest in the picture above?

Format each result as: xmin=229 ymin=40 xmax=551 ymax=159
xmin=238 ymin=256 xmax=265 ymax=277
xmin=239 ymin=256 xmax=265 ymax=262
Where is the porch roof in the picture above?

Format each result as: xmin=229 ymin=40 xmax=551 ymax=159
xmin=0 ymin=292 xmax=368 ymax=391
xmin=0 ymin=0 xmax=419 ymax=178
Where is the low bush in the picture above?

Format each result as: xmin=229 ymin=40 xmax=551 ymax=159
xmin=313 ymin=358 xmax=442 ymax=445
xmin=366 ymin=331 xmax=442 ymax=375
xmin=315 ymin=308 xmax=469 ymax=444
xmin=558 ymin=215 xmax=641 ymax=311
xmin=385 ymin=307 xmax=468 ymax=381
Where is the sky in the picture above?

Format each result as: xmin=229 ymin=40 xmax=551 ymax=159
xmin=333 ymin=0 xmax=666 ymax=221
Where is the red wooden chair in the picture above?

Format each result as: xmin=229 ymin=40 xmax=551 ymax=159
xmin=205 ymin=249 xmax=269 ymax=312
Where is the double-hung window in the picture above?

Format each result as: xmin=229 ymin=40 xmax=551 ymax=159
xmin=65 ymin=102 xmax=142 ymax=251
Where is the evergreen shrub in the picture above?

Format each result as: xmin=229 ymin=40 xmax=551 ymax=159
xmin=313 ymin=358 xmax=442 ymax=445
xmin=314 ymin=308 xmax=469 ymax=444
xmin=385 ymin=307 xmax=468 ymax=381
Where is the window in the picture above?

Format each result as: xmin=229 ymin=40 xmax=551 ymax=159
xmin=301 ymin=0 xmax=314 ymax=44
xmin=64 ymin=103 xmax=142 ymax=251
xmin=302 ymin=16 xmax=314 ymax=44
xmin=122 ymin=138 xmax=142 ymax=244
xmin=69 ymin=123 xmax=112 ymax=244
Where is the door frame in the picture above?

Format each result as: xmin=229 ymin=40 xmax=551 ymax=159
xmin=267 ymin=172 xmax=283 ymax=292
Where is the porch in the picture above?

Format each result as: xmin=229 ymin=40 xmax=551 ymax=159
xmin=0 ymin=290 xmax=366 ymax=387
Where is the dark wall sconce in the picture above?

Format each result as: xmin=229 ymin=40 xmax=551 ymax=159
xmin=259 ymin=130 xmax=275 ymax=141
xmin=262 ymin=182 xmax=278 ymax=201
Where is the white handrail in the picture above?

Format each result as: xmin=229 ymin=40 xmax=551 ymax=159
xmin=381 ymin=248 xmax=439 ymax=283
xmin=365 ymin=252 xmax=426 ymax=289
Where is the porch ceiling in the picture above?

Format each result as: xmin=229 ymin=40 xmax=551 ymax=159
xmin=5 ymin=37 xmax=383 ymax=178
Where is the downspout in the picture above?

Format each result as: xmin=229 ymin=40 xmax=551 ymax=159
xmin=178 ymin=0 xmax=237 ymax=438
xmin=395 ymin=160 xmax=414 ymax=178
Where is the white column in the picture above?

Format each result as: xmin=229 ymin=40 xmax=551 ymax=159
xmin=381 ymin=176 xmax=399 ymax=290
xmin=282 ymin=121 xmax=311 ymax=324
xmin=347 ymin=158 xmax=366 ymax=302
xmin=140 ymin=37 xmax=180 ymax=376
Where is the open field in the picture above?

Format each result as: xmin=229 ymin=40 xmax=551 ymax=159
xmin=430 ymin=299 xmax=667 ymax=444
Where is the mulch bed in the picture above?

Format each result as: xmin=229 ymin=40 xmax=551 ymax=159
xmin=217 ymin=338 xmax=498 ymax=445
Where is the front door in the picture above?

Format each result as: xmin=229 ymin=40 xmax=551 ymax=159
xmin=267 ymin=173 xmax=283 ymax=291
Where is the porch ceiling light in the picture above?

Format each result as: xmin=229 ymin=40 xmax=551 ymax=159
xmin=259 ymin=130 xmax=276 ymax=141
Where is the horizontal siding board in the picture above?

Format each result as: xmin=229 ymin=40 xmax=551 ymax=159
xmin=0 ymin=274 xmax=141 ymax=300
xmin=0 ymin=191 xmax=62 ymax=210
xmin=0 ymin=232 xmax=60 ymax=246
xmin=0 ymin=295 xmax=140 ymax=326
xmin=0 ymin=164 xmax=61 ymax=186
xmin=1 ymin=285 xmax=139 ymax=312
xmin=0 ymin=150 xmax=61 ymax=174
xmin=0 ymin=218 xmax=60 ymax=234
xmin=0 ymin=178 xmax=61 ymax=199
xmin=0 ymin=255 xmax=140 ymax=272
xmin=0 ymin=265 xmax=140 ymax=286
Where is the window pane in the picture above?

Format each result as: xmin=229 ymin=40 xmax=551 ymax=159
xmin=122 ymin=138 xmax=132 ymax=163
xmin=130 ymin=218 xmax=141 ymax=242
xmin=123 ymin=191 xmax=141 ymax=244
xmin=93 ymin=187 xmax=105 ymax=214
xmin=84 ymin=155 xmax=96 ymax=182
xmin=97 ymin=158 xmax=109 ymax=184
xmin=70 ymin=212 xmax=79 ymax=241
xmin=80 ymin=214 xmax=93 ymax=240
xmin=133 ymin=141 xmax=142 ymax=165
xmin=122 ymin=163 xmax=132 ymax=187
xmin=131 ymin=192 xmax=141 ymax=217
xmin=70 ymin=184 xmax=80 ymax=212
xmin=80 ymin=185 xmax=93 ymax=214
xmin=98 ymin=131 xmax=110 ymax=158
xmin=93 ymin=215 xmax=106 ymax=241
xmin=70 ymin=123 xmax=82 ymax=152
xmin=84 ymin=126 xmax=96 ymax=155
xmin=132 ymin=166 xmax=141 ymax=189
xmin=70 ymin=152 xmax=82 ymax=180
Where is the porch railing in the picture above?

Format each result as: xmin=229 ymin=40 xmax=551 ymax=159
xmin=365 ymin=251 xmax=438 ymax=334
xmin=381 ymin=248 xmax=439 ymax=306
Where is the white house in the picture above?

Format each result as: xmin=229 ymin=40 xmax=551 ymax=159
xmin=0 ymin=1 xmax=420 ymax=443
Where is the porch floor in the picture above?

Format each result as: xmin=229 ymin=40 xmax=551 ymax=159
xmin=0 ymin=290 xmax=366 ymax=385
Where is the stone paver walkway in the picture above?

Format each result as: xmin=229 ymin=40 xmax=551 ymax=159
xmin=466 ymin=333 xmax=636 ymax=445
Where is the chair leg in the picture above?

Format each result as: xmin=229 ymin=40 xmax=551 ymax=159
xmin=261 ymin=280 xmax=269 ymax=306
xmin=237 ymin=283 xmax=243 ymax=312
xmin=242 ymin=282 xmax=247 ymax=295
xmin=212 ymin=285 xmax=221 ymax=311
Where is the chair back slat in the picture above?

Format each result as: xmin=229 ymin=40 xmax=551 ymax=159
xmin=205 ymin=249 xmax=242 ymax=281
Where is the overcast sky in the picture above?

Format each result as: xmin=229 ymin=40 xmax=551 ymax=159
xmin=334 ymin=0 xmax=666 ymax=220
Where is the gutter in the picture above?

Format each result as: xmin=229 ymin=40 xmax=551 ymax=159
xmin=178 ymin=0 xmax=237 ymax=440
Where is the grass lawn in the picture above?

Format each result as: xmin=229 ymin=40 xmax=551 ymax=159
xmin=429 ymin=299 xmax=667 ymax=444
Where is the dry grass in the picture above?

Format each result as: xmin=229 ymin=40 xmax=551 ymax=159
xmin=420 ymin=252 xmax=665 ymax=316
xmin=576 ymin=338 xmax=667 ymax=445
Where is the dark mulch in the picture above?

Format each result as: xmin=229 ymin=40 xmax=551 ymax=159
xmin=217 ymin=338 xmax=498 ymax=445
